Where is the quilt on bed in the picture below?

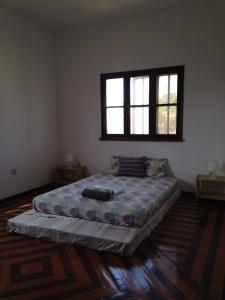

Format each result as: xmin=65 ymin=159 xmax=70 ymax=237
xmin=33 ymin=174 xmax=177 ymax=228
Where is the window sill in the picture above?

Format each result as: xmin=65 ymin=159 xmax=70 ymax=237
xmin=100 ymin=135 xmax=184 ymax=142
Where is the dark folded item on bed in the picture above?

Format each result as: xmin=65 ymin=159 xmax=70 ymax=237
xmin=82 ymin=187 xmax=114 ymax=201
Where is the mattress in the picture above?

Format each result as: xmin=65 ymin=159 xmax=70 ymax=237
xmin=7 ymin=188 xmax=180 ymax=255
xmin=33 ymin=174 xmax=177 ymax=228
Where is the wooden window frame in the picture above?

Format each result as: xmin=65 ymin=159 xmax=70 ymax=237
xmin=100 ymin=65 xmax=184 ymax=142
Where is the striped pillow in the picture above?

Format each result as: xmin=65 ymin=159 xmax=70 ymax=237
xmin=118 ymin=156 xmax=146 ymax=177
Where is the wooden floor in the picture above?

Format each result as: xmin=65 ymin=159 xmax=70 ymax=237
xmin=0 ymin=193 xmax=225 ymax=300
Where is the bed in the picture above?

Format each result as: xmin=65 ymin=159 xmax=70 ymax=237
xmin=7 ymin=173 xmax=180 ymax=255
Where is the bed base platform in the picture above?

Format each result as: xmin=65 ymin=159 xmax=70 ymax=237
xmin=7 ymin=189 xmax=180 ymax=256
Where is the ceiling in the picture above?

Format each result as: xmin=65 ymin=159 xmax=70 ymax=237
xmin=0 ymin=0 xmax=209 ymax=30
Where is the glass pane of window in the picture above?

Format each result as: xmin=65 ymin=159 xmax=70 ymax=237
xmin=169 ymin=75 xmax=177 ymax=103
xmin=169 ymin=106 xmax=177 ymax=134
xmin=157 ymin=106 xmax=177 ymax=134
xmin=157 ymin=106 xmax=168 ymax=134
xmin=106 ymin=78 xmax=124 ymax=107
xmin=106 ymin=108 xmax=124 ymax=134
xmin=158 ymin=75 xmax=168 ymax=104
xmin=130 ymin=76 xmax=149 ymax=105
xmin=130 ymin=107 xmax=149 ymax=134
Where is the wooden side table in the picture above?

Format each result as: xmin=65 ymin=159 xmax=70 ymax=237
xmin=54 ymin=163 xmax=86 ymax=186
xmin=196 ymin=175 xmax=225 ymax=201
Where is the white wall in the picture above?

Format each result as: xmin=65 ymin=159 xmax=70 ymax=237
xmin=56 ymin=3 xmax=225 ymax=191
xmin=0 ymin=7 xmax=59 ymax=199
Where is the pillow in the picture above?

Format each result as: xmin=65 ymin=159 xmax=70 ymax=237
xmin=118 ymin=156 xmax=146 ymax=177
xmin=145 ymin=158 xmax=168 ymax=178
xmin=111 ymin=156 xmax=173 ymax=178
xmin=111 ymin=156 xmax=120 ymax=175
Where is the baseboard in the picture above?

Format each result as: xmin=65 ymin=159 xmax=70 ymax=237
xmin=0 ymin=183 xmax=55 ymax=207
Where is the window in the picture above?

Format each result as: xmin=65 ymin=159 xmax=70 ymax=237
xmin=100 ymin=65 xmax=184 ymax=141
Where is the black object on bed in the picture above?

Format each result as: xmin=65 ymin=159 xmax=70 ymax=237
xmin=81 ymin=187 xmax=114 ymax=201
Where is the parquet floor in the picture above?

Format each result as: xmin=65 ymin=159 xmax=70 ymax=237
xmin=0 ymin=194 xmax=224 ymax=300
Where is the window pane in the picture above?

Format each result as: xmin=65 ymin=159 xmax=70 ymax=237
xmin=130 ymin=76 xmax=149 ymax=105
xmin=157 ymin=106 xmax=168 ymax=134
xmin=130 ymin=107 xmax=149 ymax=134
xmin=169 ymin=106 xmax=177 ymax=134
xmin=158 ymin=75 xmax=168 ymax=104
xmin=106 ymin=108 xmax=124 ymax=134
xmin=169 ymin=75 xmax=177 ymax=103
xmin=157 ymin=106 xmax=177 ymax=134
xmin=106 ymin=78 xmax=124 ymax=107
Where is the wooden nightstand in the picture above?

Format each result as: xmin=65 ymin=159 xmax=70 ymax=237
xmin=54 ymin=163 xmax=86 ymax=186
xmin=196 ymin=175 xmax=225 ymax=201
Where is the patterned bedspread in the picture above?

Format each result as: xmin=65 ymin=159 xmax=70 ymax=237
xmin=33 ymin=174 xmax=177 ymax=228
